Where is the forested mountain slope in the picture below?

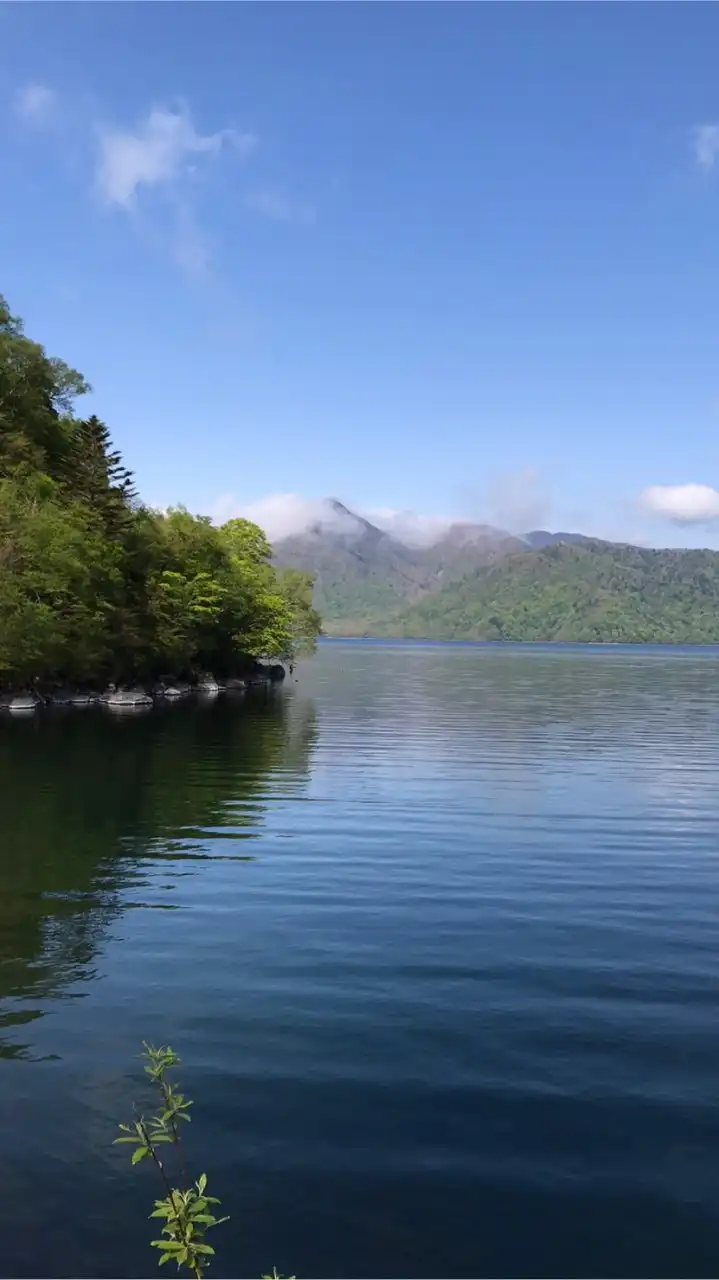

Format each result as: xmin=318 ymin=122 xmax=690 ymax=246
xmin=274 ymin=505 xmax=524 ymax=629
xmin=375 ymin=540 xmax=719 ymax=643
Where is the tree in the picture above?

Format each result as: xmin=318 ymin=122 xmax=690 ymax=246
xmin=0 ymin=293 xmax=322 ymax=689
xmin=0 ymin=294 xmax=88 ymax=479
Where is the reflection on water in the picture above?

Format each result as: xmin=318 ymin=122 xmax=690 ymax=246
xmin=0 ymin=691 xmax=317 ymax=1060
xmin=3 ymin=645 xmax=719 ymax=1278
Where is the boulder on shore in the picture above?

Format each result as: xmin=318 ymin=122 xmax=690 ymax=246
xmin=196 ymin=673 xmax=220 ymax=693
xmin=101 ymin=687 xmax=153 ymax=707
xmin=8 ymin=694 xmax=41 ymax=713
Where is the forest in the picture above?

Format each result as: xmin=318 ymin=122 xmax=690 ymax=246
xmin=378 ymin=539 xmax=719 ymax=643
xmin=0 ymin=295 xmax=321 ymax=691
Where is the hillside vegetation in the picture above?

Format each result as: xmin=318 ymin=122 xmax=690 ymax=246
xmin=274 ymin=502 xmax=524 ymax=629
xmin=376 ymin=540 xmax=719 ymax=643
xmin=0 ymin=294 xmax=320 ymax=689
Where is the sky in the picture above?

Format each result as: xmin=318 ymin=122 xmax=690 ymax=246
xmin=3 ymin=4 xmax=719 ymax=548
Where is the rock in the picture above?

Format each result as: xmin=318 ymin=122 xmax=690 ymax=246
xmin=225 ymin=677 xmax=246 ymax=690
xmin=267 ymin=664 xmax=286 ymax=682
xmin=163 ymin=682 xmax=192 ymax=699
xmin=101 ymin=687 xmax=153 ymax=707
xmin=8 ymin=694 xmax=40 ymax=714
xmin=196 ymin=674 xmax=220 ymax=693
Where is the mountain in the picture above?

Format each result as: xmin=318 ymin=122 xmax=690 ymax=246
xmin=376 ymin=540 xmax=719 ymax=644
xmin=274 ymin=500 xmax=719 ymax=643
xmin=273 ymin=500 xmax=432 ymax=627
xmin=274 ymin=500 xmax=523 ymax=630
xmin=523 ymin=529 xmax=592 ymax=549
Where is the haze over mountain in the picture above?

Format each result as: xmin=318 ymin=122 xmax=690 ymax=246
xmin=273 ymin=499 xmax=592 ymax=632
xmin=272 ymin=499 xmax=719 ymax=643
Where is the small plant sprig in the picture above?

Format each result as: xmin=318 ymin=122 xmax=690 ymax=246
xmin=114 ymin=1043 xmax=228 ymax=1277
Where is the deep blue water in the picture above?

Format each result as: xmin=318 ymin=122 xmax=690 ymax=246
xmin=2 ymin=642 xmax=719 ymax=1277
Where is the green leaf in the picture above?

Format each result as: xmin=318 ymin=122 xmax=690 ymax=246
xmin=197 ymin=1173 xmax=207 ymax=1195
xmin=191 ymin=1244 xmax=215 ymax=1256
xmin=131 ymin=1145 xmax=149 ymax=1164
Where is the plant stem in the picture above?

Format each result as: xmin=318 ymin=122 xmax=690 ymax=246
xmin=160 ymin=1075 xmax=190 ymax=1189
xmin=138 ymin=1117 xmax=175 ymax=1204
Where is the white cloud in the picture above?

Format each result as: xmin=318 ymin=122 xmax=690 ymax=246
xmin=244 ymin=189 xmax=315 ymax=225
xmin=366 ymin=508 xmax=455 ymax=547
xmin=640 ymin=483 xmax=719 ymax=523
xmin=212 ymin=494 xmax=474 ymax=548
xmin=14 ymin=83 xmax=58 ymax=128
xmin=212 ymin=493 xmax=362 ymax=540
xmin=693 ymin=123 xmax=719 ymax=172
xmin=96 ymin=105 xmax=256 ymax=208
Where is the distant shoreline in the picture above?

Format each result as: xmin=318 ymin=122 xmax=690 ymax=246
xmin=318 ymin=635 xmax=719 ymax=651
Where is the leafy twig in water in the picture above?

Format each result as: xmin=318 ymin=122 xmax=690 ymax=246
xmin=114 ymin=1043 xmax=227 ymax=1278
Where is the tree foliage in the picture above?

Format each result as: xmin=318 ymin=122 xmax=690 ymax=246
xmin=0 ymin=294 xmax=320 ymax=688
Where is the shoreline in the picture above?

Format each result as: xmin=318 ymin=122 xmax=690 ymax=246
xmin=0 ymin=663 xmax=289 ymax=715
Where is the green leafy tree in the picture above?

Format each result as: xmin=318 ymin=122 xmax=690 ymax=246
xmin=0 ymin=294 xmax=88 ymax=478
xmin=276 ymin=568 xmax=322 ymax=656
xmin=0 ymin=293 xmax=321 ymax=690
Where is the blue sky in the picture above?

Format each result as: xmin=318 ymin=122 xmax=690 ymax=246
xmin=3 ymin=4 xmax=719 ymax=547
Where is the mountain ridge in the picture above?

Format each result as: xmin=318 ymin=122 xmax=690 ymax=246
xmin=273 ymin=499 xmax=601 ymax=633
xmin=378 ymin=539 xmax=719 ymax=644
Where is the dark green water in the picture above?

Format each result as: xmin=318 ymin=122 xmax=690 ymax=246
xmin=3 ymin=641 xmax=719 ymax=1278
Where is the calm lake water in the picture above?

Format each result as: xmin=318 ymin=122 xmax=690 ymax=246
xmin=3 ymin=641 xmax=719 ymax=1278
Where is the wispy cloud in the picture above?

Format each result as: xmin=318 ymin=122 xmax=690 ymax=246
xmin=640 ymin=483 xmax=719 ymax=523
xmin=95 ymin=104 xmax=256 ymax=209
xmin=89 ymin=103 xmax=257 ymax=279
xmin=14 ymin=83 xmax=58 ymax=128
xmin=456 ymin=467 xmax=551 ymax=535
xmin=212 ymin=494 xmax=484 ymax=548
xmin=692 ymin=123 xmax=719 ymax=172
xmin=244 ymin=188 xmax=315 ymax=225
xmin=367 ymin=508 xmax=455 ymax=547
xmin=11 ymin=85 xmax=310 ymax=283
xmin=212 ymin=493 xmax=359 ymax=539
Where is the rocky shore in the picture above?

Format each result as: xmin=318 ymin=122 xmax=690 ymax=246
xmin=0 ymin=663 xmax=289 ymax=715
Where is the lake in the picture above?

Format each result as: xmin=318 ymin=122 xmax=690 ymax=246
xmin=3 ymin=641 xmax=719 ymax=1278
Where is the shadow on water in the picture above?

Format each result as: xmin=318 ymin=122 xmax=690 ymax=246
xmin=0 ymin=691 xmax=318 ymax=1061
